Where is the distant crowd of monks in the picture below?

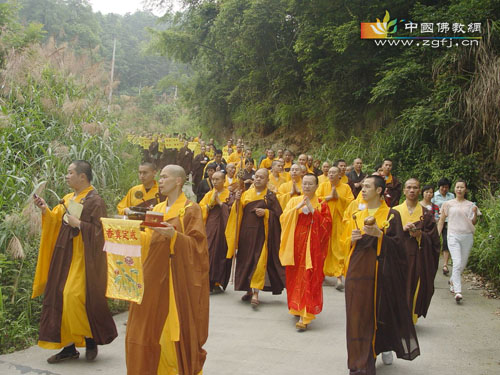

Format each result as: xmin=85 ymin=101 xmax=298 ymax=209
xmin=34 ymin=133 xmax=463 ymax=375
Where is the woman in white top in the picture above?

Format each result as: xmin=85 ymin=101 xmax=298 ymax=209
xmin=437 ymin=180 xmax=480 ymax=303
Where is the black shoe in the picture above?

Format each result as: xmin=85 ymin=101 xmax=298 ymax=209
xmin=85 ymin=338 xmax=98 ymax=361
xmin=47 ymin=344 xmax=80 ymax=364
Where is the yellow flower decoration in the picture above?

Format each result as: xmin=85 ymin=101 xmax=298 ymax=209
xmin=381 ymin=213 xmax=395 ymax=230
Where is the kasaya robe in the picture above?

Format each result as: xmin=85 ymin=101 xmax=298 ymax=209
xmin=116 ymin=181 xmax=164 ymax=215
xmin=342 ymin=201 xmax=419 ymax=374
xmin=277 ymin=179 xmax=302 ymax=210
xmin=268 ymin=172 xmax=287 ymax=194
xmin=394 ymin=201 xmax=440 ymax=322
xmin=32 ymin=186 xmax=117 ymax=349
xmin=318 ymin=174 xmax=329 ymax=185
xmin=259 ymin=157 xmax=274 ymax=170
xmin=126 ymin=193 xmax=209 ymax=375
xmin=200 ymin=188 xmax=233 ymax=290
xmin=225 ymin=188 xmax=285 ymax=293
xmin=384 ymin=173 xmax=402 ymax=207
xmin=177 ymin=146 xmax=194 ymax=175
xmin=316 ymin=181 xmax=354 ymax=277
xmin=283 ymin=160 xmax=293 ymax=173
xmin=340 ymin=175 xmax=349 ymax=184
xmin=346 ymin=170 xmax=366 ymax=198
xmin=280 ymin=196 xmax=332 ymax=322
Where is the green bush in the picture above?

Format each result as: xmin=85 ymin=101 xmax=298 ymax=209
xmin=468 ymin=191 xmax=500 ymax=290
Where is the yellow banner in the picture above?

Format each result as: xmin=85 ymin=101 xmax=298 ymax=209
xmin=164 ymin=138 xmax=183 ymax=150
xmin=102 ymin=218 xmax=141 ymax=245
xmin=101 ymin=218 xmax=144 ymax=303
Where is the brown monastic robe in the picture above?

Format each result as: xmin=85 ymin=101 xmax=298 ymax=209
xmin=37 ymin=189 xmax=117 ymax=345
xmin=126 ymin=197 xmax=209 ymax=375
xmin=343 ymin=203 xmax=419 ymax=375
xmin=226 ymin=189 xmax=285 ymax=294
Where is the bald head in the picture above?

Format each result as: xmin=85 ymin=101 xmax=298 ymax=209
xmin=164 ymin=164 xmax=186 ymax=181
xmin=297 ymin=154 xmax=307 ymax=166
xmin=254 ymin=168 xmax=269 ymax=191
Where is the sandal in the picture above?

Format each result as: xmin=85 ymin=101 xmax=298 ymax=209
xmin=47 ymin=348 xmax=80 ymax=364
xmin=442 ymin=265 xmax=449 ymax=275
xmin=241 ymin=292 xmax=253 ymax=302
xmin=250 ymin=296 xmax=260 ymax=308
xmin=295 ymin=322 xmax=307 ymax=331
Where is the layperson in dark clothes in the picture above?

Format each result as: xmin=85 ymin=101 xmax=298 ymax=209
xmin=342 ymin=175 xmax=419 ymax=374
xmin=196 ymin=165 xmax=215 ymax=203
xmin=241 ymin=158 xmax=256 ymax=191
xmin=176 ymin=140 xmax=194 ymax=175
xmin=204 ymin=149 xmax=226 ymax=177
xmin=191 ymin=145 xmax=210 ymax=192
xmin=199 ymin=171 xmax=233 ymax=293
xmin=346 ymin=158 xmax=366 ymax=198
xmin=394 ymin=179 xmax=440 ymax=323
xmin=225 ymin=169 xmax=285 ymax=308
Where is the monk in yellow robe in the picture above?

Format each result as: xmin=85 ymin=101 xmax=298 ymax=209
xmin=33 ymin=161 xmax=117 ymax=363
xmin=268 ymin=160 xmax=287 ymax=193
xmin=394 ymin=179 xmax=440 ymax=324
xmin=224 ymin=163 xmax=240 ymax=192
xmin=227 ymin=144 xmax=244 ymax=164
xmin=334 ymin=159 xmax=349 ymax=184
xmin=342 ymin=175 xmax=419 ymax=374
xmin=280 ymin=174 xmax=331 ymax=331
xmin=225 ymin=169 xmax=285 ymax=307
xmin=277 ymin=164 xmax=303 ymax=209
xmin=117 ymin=162 xmax=163 ymax=215
xmin=259 ymin=149 xmax=276 ymax=170
xmin=283 ymin=150 xmax=294 ymax=173
xmin=318 ymin=162 xmax=330 ymax=185
xmin=317 ymin=166 xmax=354 ymax=288
xmin=297 ymin=154 xmax=313 ymax=173
xmin=200 ymin=171 xmax=233 ymax=292
xmin=126 ymin=165 xmax=209 ymax=375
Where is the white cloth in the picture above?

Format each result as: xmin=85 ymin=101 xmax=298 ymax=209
xmin=442 ymin=200 xmax=480 ymax=234
xmin=448 ymin=233 xmax=474 ymax=294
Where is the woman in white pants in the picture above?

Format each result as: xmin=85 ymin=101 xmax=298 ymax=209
xmin=437 ymin=180 xmax=480 ymax=303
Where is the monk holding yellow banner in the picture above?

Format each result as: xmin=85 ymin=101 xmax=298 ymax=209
xmin=101 ymin=218 xmax=144 ymax=304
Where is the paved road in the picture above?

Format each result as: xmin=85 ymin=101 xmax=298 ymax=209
xmin=1 ymin=268 xmax=499 ymax=375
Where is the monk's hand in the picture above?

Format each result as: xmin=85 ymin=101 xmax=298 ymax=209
xmin=363 ymin=224 xmax=382 ymax=238
xmin=254 ymin=208 xmax=266 ymax=217
xmin=296 ymin=199 xmax=306 ymax=210
xmin=34 ymin=195 xmax=48 ymax=214
xmin=235 ymin=189 xmax=242 ymax=200
xmin=304 ymin=196 xmax=314 ymax=213
xmin=66 ymin=214 xmax=81 ymax=229
xmin=403 ymin=223 xmax=415 ymax=232
xmin=330 ymin=186 xmax=338 ymax=199
xmin=153 ymin=222 xmax=176 ymax=238
xmin=409 ymin=229 xmax=422 ymax=239
xmin=351 ymin=229 xmax=362 ymax=243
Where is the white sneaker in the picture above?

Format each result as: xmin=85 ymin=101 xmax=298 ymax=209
xmin=382 ymin=351 xmax=393 ymax=365
xmin=455 ymin=293 xmax=463 ymax=303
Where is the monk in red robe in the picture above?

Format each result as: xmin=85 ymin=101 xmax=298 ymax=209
xmin=280 ymin=174 xmax=332 ymax=331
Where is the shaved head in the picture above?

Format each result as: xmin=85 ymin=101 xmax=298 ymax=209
xmin=140 ymin=161 xmax=157 ymax=171
xmin=164 ymin=165 xmax=186 ymax=183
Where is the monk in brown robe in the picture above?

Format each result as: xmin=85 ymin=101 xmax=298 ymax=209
xmin=381 ymin=158 xmax=402 ymax=207
xmin=126 ymin=165 xmax=209 ymax=375
xmin=177 ymin=140 xmax=194 ymax=175
xmin=342 ymin=175 xmax=419 ymax=374
xmin=394 ymin=178 xmax=440 ymax=323
xmin=33 ymin=160 xmax=117 ymax=363
xmin=226 ymin=168 xmax=285 ymax=307
xmin=200 ymin=171 xmax=233 ymax=292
